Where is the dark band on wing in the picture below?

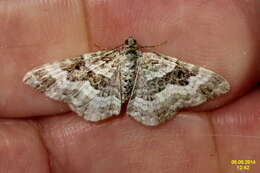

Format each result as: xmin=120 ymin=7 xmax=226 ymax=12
xmin=139 ymin=63 xmax=199 ymax=101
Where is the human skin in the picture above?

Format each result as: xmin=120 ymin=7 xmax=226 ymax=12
xmin=0 ymin=0 xmax=260 ymax=172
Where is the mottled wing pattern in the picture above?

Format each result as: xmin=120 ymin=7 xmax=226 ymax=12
xmin=127 ymin=52 xmax=230 ymax=126
xmin=23 ymin=50 xmax=124 ymax=121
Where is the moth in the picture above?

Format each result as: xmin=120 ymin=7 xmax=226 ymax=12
xmin=23 ymin=36 xmax=230 ymax=126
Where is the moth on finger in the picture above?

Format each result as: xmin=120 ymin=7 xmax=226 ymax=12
xmin=23 ymin=36 xmax=230 ymax=126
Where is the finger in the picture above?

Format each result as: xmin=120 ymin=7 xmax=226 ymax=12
xmin=0 ymin=119 xmax=50 ymax=173
xmin=211 ymin=87 xmax=260 ymax=172
xmin=40 ymin=112 xmax=218 ymax=172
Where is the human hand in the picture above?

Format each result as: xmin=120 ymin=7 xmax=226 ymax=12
xmin=0 ymin=0 xmax=260 ymax=172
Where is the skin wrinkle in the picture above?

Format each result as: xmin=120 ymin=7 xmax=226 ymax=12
xmin=32 ymin=121 xmax=53 ymax=173
xmin=207 ymin=113 xmax=222 ymax=173
xmin=81 ymin=0 xmax=93 ymax=52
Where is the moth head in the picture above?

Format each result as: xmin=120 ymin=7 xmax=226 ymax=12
xmin=124 ymin=36 xmax=137 ymax=47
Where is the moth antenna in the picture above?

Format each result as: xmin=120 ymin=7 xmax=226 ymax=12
xmin=140 ymin=40 xmax=167 ymax=49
